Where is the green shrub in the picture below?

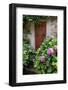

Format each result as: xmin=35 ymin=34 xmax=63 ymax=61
xmin=34 ymin=38 xmax=57 ymax=74
xmin=23 ymin=41 xmax=36 ymax=67
xmin=23 ymin=37 xmax=57 ymax=74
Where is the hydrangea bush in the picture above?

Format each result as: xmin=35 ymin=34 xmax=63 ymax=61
xmin=23 ymin=37 xmax=57 ymax=74
xmin=34 ymin=38 xmax=57 ymax=74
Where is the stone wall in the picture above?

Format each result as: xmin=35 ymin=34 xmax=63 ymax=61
xmin=46 ymin=17 xmax=57 ymax=38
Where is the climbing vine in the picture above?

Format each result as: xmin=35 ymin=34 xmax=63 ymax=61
xmin=23 ymin=15 xmax=49 ymax=24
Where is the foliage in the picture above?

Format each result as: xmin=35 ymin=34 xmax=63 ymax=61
xmin=23 ymin=31 xmax=57 ymax=74
xmin=34 ymin=38 xmax=57 ymax=74
xmin=23 ymin=41 xmax=36 ymax=67
xmin=23 ymin=15 xmax=49 ymax=24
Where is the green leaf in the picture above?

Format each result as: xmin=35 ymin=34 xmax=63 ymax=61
xmin=45 ymin=60 xmax=50 ymax=67
xmin=47 ymin=66 xmax=52 ymax=73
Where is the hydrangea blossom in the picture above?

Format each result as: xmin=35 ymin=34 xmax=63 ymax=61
xmin=40 ymin=56 xmax=45 ymax=63
xmin=47 ymin=48 xmax=54 ymax=56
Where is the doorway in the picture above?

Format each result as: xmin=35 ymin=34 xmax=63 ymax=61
xmin=35 ymin=21 xmax=46 ymax=50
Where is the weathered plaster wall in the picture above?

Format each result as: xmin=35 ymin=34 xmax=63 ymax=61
xmin=46 ymin=18 xmax=57 ymax=38
xmin=28 ymin=22 xmax=35 ymax=49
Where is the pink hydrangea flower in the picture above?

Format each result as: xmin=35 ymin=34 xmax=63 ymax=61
xmin=47 ymin=48 xmax=54 ymax=56
xmin=40 ymin=56 xmax=45 ymax=63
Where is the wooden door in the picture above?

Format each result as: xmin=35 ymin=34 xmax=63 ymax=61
xmin=35 ymin=22 xmax=46 ymax=50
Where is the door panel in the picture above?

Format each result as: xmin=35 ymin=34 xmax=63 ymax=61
xmin=35 ymin=22 xmax=46 ymax=50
